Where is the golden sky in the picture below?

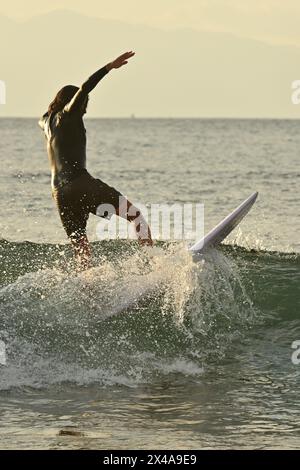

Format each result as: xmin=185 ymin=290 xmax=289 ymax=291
xmin=1 ymin=1 xmax=300 ymax=117
xmin=1 ymin=0 xmax=300 ymax=46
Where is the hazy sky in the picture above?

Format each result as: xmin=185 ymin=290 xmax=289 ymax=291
xmin=1 ymin=0 xmax=300 ymax=46
xmin=1 ymin=2 xmax=300 ymax=117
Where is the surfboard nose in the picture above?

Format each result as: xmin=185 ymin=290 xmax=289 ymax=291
xmin=189 ymin=191 xmax=259 ymax=254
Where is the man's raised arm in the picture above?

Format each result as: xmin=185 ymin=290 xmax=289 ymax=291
xmin=64 ymin=51 xmax=135 ymax=114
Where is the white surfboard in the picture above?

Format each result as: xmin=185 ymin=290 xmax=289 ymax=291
xmin=189 ymin=192 xmax=258 ymax=254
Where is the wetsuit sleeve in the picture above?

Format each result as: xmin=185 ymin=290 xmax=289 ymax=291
xmin=64 ymin=65 xmax=109 ymax=114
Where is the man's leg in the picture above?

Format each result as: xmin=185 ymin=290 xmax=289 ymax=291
xmin=88 ymin=178 xmax=153 ymax=245
xmin=56 ymin=201 xmax=91 ymax=269
xmin=116 ymin=197 xmax=153 ymax=246
xmin=53 ymin=181 xmax=92 ymax=269
xmin=70 ymin=233 xmax=91 ymax=269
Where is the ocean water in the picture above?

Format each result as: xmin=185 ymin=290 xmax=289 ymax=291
xmin=0 ymin=118 xmax=299 ymax=449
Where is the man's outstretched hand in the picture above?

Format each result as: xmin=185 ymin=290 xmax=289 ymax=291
xmin=107 ymin=51 xmax=135 ymax=71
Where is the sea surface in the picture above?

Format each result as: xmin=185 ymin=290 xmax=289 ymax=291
xmin=0 ymin=118 xmax=299 ymax=449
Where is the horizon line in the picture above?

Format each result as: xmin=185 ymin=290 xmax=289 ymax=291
xmin=0 ymin=115 xmax=299 ymax=121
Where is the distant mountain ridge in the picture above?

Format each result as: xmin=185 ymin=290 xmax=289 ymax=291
xmin=0 ymin=9 xmax=299 ymax=118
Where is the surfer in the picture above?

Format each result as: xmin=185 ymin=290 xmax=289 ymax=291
xmin=39 ymin=51 xmax=153 ymax=268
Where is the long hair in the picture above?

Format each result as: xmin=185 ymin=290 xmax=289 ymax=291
xmin=48 ymin=85 xmax=79 ymax=115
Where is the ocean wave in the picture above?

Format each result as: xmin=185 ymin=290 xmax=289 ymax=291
xmin=0 ymin=238 xmax=299 ymax=390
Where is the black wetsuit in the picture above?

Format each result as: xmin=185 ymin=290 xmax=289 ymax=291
xmin=39 ymin=65 xmax=122 ymax=241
